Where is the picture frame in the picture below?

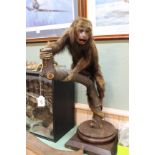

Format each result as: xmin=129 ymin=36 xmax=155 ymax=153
xmin=26 ymin=0 xmax=86 ymax=43
xmin=85 ymin=0 xmax=129 ymax=40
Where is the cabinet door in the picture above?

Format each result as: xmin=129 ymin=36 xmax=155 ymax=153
xmin=26 ymin=71 xmax=75 ymax=142
xmin=26 ymin=71 xmax=54 ymax=140
xmin=53 ymin=80 xmax=75 ymax=141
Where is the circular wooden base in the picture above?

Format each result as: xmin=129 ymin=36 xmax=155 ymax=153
xmin=77 ymin=120 xmax=117 ymax=144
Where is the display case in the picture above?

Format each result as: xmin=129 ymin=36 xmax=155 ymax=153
xmin=26 ymin=70 xmax=75 ymax=142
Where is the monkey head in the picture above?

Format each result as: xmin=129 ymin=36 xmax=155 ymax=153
xmin=75 ymin=21 xmax=92 ymax=45
xmin=69 ymin=17 xmax=93 ymax=45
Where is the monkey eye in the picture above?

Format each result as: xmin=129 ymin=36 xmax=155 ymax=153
xmin=79 ymin=29 xmax=84 ymax=33
xmin=86 ymin=30 xmax=90 ymax=33
xmin=86 ymin=27 xmax=91 ymax=33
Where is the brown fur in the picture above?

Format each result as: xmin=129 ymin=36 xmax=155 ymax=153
xmin=44 ymin=17 xmax=105 ymax=101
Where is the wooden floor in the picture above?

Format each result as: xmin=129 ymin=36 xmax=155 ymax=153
xmin=26 ymin=126 xmax=129 ymax=155
xmin=26 ymin=132 xmax=83 ymax=155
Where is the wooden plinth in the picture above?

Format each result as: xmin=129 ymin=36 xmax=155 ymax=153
xmin=65 ymin=132 xmax=118 ymax=155
xmin=65 ymin=120 xmax=118 ymax=155
xmin=78 ymin=120 xmax=117 ymax=144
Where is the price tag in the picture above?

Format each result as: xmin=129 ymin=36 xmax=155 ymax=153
xmin=36 ymin=96 xmax=45 ymax=107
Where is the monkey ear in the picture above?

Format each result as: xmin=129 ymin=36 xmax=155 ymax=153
xmin=69 ymin=27 xmax=75 ymax=44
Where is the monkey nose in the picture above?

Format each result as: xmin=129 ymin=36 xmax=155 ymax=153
xmin=82 ymin=33 xmax=87 ymax=38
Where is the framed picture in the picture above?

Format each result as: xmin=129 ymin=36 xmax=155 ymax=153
xmin=86 ymin=0 xmax=129 ymax=40
xmin=26 ymin=0 xmax=85 ymax=43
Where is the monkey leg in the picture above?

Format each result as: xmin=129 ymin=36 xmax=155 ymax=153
xmin=86 ymin=85 xmax=104 ymax=129
xmin=95 ymin=73 xmax=105 ymax=102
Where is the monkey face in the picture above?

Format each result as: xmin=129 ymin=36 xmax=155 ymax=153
xmin=75 ymin=23 xmax=92 ymax=45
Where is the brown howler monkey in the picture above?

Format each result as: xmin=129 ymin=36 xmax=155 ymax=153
xmin=43 ymin=17 xmax=105 ymax=106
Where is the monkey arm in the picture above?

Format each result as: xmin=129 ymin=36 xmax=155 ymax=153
xmin=63 ymin=57 xmax=91 ymax=81
xmin=72 ymin=56 xmax=91 ymax=73
xmin=43 ymin=30 xmax=69 ymax=55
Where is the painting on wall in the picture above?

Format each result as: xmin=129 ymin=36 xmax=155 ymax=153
xmin=26 ymin=0 xmax=78 ymax=42
xmin=87 ymin=0 xmax=129 ymax=39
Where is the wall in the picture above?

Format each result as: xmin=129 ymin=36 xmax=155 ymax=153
xmin=26 ymin=39 xmax=128 ymax=110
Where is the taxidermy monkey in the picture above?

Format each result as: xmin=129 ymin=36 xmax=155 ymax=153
xmin=42 ymin=17 xmax=105 ymax=110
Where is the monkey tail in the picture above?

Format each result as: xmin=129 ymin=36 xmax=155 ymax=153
xmin=89 ymin=104 xmax=104 ymax=118
xmin=92 ymin=108 xmax=104 ymax=118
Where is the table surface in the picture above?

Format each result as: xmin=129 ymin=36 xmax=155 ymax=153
xmin=38 ymin=126 xmax=129 ymax=155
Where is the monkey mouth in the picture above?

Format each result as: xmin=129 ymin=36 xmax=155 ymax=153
xmin=78 ymin=39 xmax=88 ymax=45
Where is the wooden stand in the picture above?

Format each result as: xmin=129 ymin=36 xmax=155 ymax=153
xmin=65 ymin=120 xmax=118 ymax=155
xmin=38 ymin=51 xmax=118 ymax=154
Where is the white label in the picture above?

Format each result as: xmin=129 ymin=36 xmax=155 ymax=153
xmin=36 ymin=96 xmax=45 ymax=107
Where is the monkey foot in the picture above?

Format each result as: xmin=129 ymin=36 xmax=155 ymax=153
xmin=89 ymin=118 xmax=103 ymax=128
xmin=77 ymin=120 xmax=117 ymax=144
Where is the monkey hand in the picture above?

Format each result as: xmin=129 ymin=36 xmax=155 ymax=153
xmin=63 ymin=71 xmax=76 ymax=81
xmin=40 ymin=47 xmax=52 ymax=52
